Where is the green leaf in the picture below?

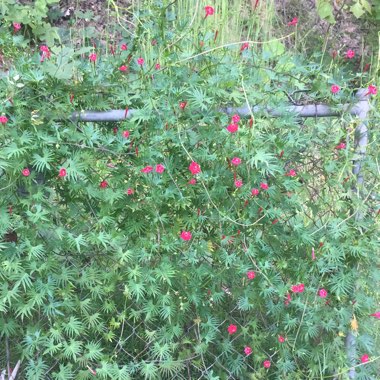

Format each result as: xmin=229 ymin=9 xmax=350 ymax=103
xmin=62 ymin=339 xmax=83 ymax=360
xmin=140 ymin=361 xmax=159 ymax=379
xmin=3 ymin=142 xmax=28 ymax=159
xmin=62 ymin=316 xmax=83 ymax=337
xmin=350 ymin=2 xmax=366 ymax=18
xmin=316 ymin=0 xmax=336 ymax=23
xmin=26 ymin=205 xmax=50 ymax=223
xmin=26 ymin=358 xmax=49 ymax=380
xmin=32 ymin=149 xmax=54 ymax=171
xmin=52 ymin=364 xmax=74 ymax=380
xmin=361 ymin=0 xmax=372 ymax=13
xmin=263 ymin=40 xmax=285 ymax=59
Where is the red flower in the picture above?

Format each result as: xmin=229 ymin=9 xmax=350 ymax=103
xmin=291 ymin=283 xmax=305 ymax=293
xmin=226 ymin=123 xmax=238 ymax=133
xmin=113 ymin=127 xmax=118 ymax=135
xmin=179 ymin=101 xmax=187 ymax=109
xmin=240 ymin=42 xmax=249 ymax=51
xmin=367 ymin=85 xmax=377 ymax=95
xmin=40 ymin=45 xmax=51 ymax=62
xmin=137 ymin=57 xmax=144 ymax=66
xmin=286 ymin=169 xmax=296 ymax=177
xmin=121 ymin=43 xmax=128 ymax=51
xmin=319 ymin=288 xmax=328 ymax=298
xmin=335 ymin=142 xmax=346 ymax=150
xmin=155 ymin=164 xmax=165 ymax=173
xmin=345 ymin=49 xmax=355 ymax=59
xmin=244 ymin=346 xmax=252 ymax=356
xmin=151 ymin=39 xmax=157 ymax=46
xmin=278 ymin=335 xmax=285 ymax=343
xmin=204 ymin=5 xmax=215 ymax=17
xmin=122 ymin=130 xmax=130 ymax=138
xmin=180 ymin=231 xmax=192 ymax=241
xmin=119 ymin=65 xmax=128 ymax=72
xmin=58 ymin=168 xmax=67 ymax=177
xmin=331 ymin=50 xmax=338 ymax=59
xmin=0 ymin=115 xmax=8 ymax=124
xmin=155 ymin=63 xmax=161 ymax=70
xmin=141 ymin=166 xmax=153 ymax=173
xmin=251 ymin=188 xmax=259 ymax=196
xmin=235 ymin=179 xmax=243 ymax=188
xmin=100 ymin=180 xmax=108 ymax=188
xmin=127 ymin=188 xmax=134 ymax=195
xmin=360 ymin=354 xmax=369 ymax=364
xmin=231 ymin=114 xmax=240 ymax=123
xmin=89 ymin=53 xmax=97 ymax=62
xmin=13 ymin=22 xmax=21 ymax=32
xmin=188 ymin=178 xmax=197 ymax=185
xmin=287 ymin=17 xmax=298 ymax=26
xmin=22 ymin=168 xmax=30 ymax=177
xmin=260 ymin=183 xmax=268 ymax=190
xmin=331 ymin=84 xmax=340 ymax=94
xmin=272 ymin=219 xmax=279 ymax=225
xmin=263 ymin=360 xmax=271 ymax=369
xmin=370 ymin=311 xmax=380 ymax=319
xmin=291 ymin=285 xmax=300 ymax=293
xmin=247 ymin=271 xmax=256 ymax=280
xmin=227 ymin=324 xmax=237 ymax=335
xmin=231 ymin=157 xmax=241 ymax=166
xmin=189 ymin=161 xmax=201 ymax=175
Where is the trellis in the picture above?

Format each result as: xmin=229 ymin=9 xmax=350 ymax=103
xmin=68 ymin=89 xmax=372 ymax=380
xmin=3 ymin=90 xmax=373 ymax=380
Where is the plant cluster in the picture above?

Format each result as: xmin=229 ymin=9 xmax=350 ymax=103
xmin=0 ymin=2 xmax=379 ymax=379
xmin=0 ymin=0 xmax=60 ymax=45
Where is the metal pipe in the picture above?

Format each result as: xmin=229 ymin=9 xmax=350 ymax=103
xmin=352 ymin=90 xmax=370 ymax=186
xmin=345 ymin=89 xmax=370 ymax=380
xmin=70 ymin=96 xmax=369 ymax=122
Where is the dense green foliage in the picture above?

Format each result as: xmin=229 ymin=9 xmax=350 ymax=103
xmin=0 ymin=2 xmax=379 ymax=379
xmin=0 ymin=0 xmax=59 ymax=44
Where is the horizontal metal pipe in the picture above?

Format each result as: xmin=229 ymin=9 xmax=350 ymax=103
xmin=224 ymin=102 xmax=368 ymax=118
xmin=70 ymin=91 xmax=370 ymax=122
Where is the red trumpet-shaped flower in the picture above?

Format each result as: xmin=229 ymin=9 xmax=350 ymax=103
xmin=204 ymin=6 xmax=215 ymax=17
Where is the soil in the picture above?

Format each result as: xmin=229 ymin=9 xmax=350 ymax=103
xmin=50 ymin=0 xmax=134 ymax=46
xmin=276 ymin=0 xmax=377 ymax=57
xmin=50 ymin=0 xmax=377 ymax=60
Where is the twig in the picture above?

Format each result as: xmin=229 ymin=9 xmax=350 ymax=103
xmin=9 ymin=360 xmax=21 ymax=380
xmin=5 ymin=338 xmax=10 ymax=379
xmin=171 ymin=35 xmax=295 ymax=66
